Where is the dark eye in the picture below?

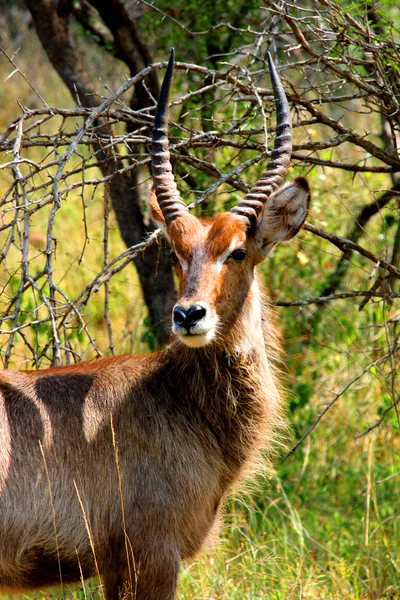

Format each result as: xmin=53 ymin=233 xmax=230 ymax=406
xmin=230 ymin=248 xmax=246 ymax=261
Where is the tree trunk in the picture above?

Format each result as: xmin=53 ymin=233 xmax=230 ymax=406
xmin=24 ymin=0 xmax=176 ymax=345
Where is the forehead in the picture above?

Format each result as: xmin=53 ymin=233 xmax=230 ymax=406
xmin=169 ymin=212 xmax=247 ymax=258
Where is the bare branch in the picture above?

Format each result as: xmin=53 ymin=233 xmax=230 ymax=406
xmin=303 ymin=223 xmax=400 ymax=279
xmin=283 ymin=344 xmax=400 ymax=461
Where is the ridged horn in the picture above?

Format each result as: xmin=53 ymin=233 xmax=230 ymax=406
xmin=151 ymin=48 xmax=189 ymax=227
xmin=230 ymin=52 xmax=292 ymax=228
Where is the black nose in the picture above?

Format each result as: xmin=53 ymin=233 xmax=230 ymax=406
xmin=173 ymin=305 xmax=207 ymax=331
xmin=173 ymin=306 xmax=187 ymax=327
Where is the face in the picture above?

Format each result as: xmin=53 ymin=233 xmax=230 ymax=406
xmin=168 ymin=212 xmax=251 ymax=347
xmin=150 ymin=177 xmax=311 ymax=349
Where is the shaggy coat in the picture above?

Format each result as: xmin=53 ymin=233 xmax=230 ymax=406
xmin=0 ymin=279 xmax=282 ymax=599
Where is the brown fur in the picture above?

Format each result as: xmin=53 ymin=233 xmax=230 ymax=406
xmin=0 ymin=182 xmax=309 ymax=599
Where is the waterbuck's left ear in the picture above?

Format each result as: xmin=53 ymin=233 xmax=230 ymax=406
xmin=255 ymin=177 xmax=310 ymax=257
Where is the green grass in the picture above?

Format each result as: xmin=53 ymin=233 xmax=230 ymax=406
xmin=177 ymin=417 xmax=400 ymax=599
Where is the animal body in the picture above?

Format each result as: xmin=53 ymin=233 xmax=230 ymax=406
xmin=0 ymin=50 xmax=310 ymax=599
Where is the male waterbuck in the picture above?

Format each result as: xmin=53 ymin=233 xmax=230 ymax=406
xmin=0 ymin=50 xmax=310 ymax=599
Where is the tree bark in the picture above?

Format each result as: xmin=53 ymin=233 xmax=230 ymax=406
xmin=87 ymin=0 xmax=160 ymax=112
xmin=24 ymin=0 xmax=176 ymax=345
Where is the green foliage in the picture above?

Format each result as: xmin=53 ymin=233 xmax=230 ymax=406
xmin=290 ymin=380 xmax=313 ymax=413
xmin=141 ymin=315 xmax=159 ymax=351
xmin=140 ymin=0 xmax=261 ymax=64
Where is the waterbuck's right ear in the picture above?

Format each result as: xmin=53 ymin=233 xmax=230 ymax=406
xmin=149 ymin=187 xmax=170 ymax=241
xmin=255 ymin=177 xmax=310 ymax=258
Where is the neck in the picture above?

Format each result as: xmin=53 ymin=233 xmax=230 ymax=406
xmin=227 ymin=276 xmax=270 ymax=357
xmin=213 ymin=275 xmax=281 ymax=376
xmin=162 ymin=276 xmax=282 ymax=478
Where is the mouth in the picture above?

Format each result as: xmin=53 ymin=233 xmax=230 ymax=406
xmin=175 ymin=330 xmax=215 ymax=348
xmin=172 ymin=303 xmax=219 ymax=348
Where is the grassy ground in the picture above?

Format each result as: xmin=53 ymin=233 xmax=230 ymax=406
xmin=0 ymin=32 xmax=399 ymax=600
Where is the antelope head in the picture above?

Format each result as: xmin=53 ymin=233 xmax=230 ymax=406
xmin=151 ymin=50 xmax=310 ymax=348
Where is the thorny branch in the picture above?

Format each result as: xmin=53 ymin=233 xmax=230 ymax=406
xmin=1 ymin=0 xmax=399 ymax=439
xmin=283 ymin=342 xmax=400 ymax=462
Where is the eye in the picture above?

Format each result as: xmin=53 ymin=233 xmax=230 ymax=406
xmin=229 ymin=248 xmax=246 ymax=261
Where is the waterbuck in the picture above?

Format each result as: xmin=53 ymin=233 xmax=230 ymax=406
xmin=0 ymin=50 xmax=310 ymax=599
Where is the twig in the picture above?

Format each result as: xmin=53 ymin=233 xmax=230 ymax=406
xmin=355 ymin=395 xmax=400 ymax=439
xmin=282 ymin=345 xmax=399 ymax=461
xmin=273 ymin=290 xmax=400 ymax=307
xmin=303 ymin=223 xmax=400 ymax=279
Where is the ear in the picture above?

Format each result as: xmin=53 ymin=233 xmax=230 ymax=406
xmin=255 ymin=177 xmax=310 ymax=257
xmin=148 ymin=187 xmax=170 ymax=241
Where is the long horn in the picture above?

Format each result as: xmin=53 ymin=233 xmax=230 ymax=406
xmin=152 ymin=48 xmax=189 ymax=226
xmin=230 ymin=52 xmax=292 ymax=228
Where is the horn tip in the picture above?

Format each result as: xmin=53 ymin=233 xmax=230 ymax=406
xmin=168 ymin=48 xmax=175 ymax=68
